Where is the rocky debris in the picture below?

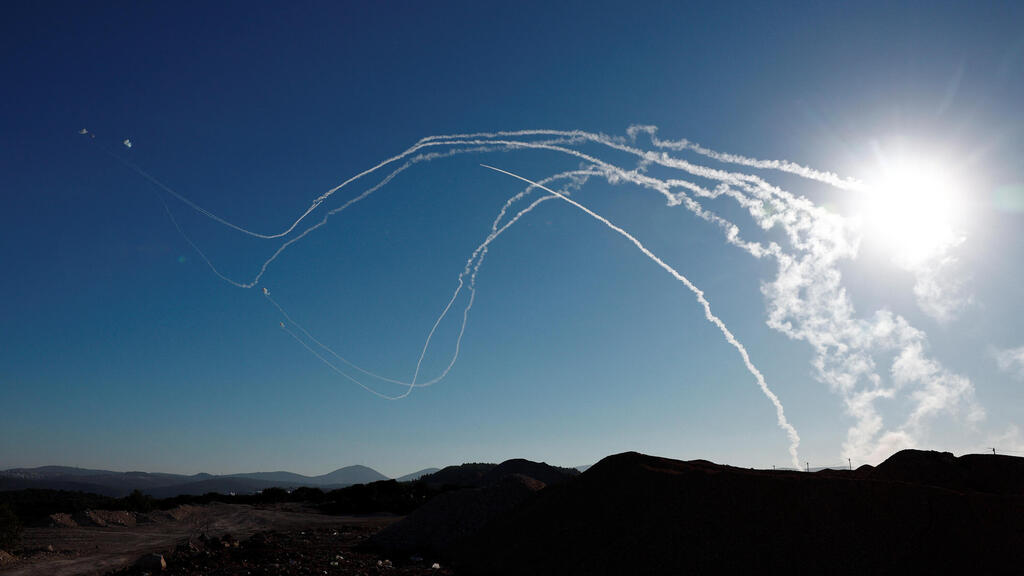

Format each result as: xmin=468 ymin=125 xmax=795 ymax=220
xmin=44 ymin=512 xmax=78 ymax=527
xmin=11 ymin=542 xmax=68 ymax=563
xmin=164 ymin=505 xmax=196 ymax=521
xmin=68 ymin=509 xmax=138 ymax=527
xmin=106 ymin=526 xmax=454 ymax=576
xmin=0 ymin=549 xmax=17 ymax=565
xmin=133 ymin=553 xmax=166 ymax=571
xmin=174 ymin=539 xmax=200 ymax=555
xmin=72 ymin=509 xmax=137 ymax=527
xmin=71 ymin=511 xmax=105 ymax=527
xmin=93 ymin=510 xmax=138 ymax=527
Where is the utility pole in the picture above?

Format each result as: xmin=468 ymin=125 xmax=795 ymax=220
xmin=848 ymin=458 xmax=852 ymax=470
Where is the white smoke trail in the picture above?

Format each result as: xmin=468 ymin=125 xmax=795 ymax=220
xmin=90 ymin=130 xmax=585 ymax=244
xmin=258 ymin=151 xmax=769 ymax=403
xmin=95 ymin=125 xmax=984 ymax=467
xmin=104 ymin=129 xmax=803 ymax=461
xmin=108 ymin=129 xmax=788 ymax=289
xmin=626 ymin=125 xmax=867 ymax=191
xmin=96 ymin=127 xmax=835 ymax=256
xmin=480 ymin=164 xmax=802 ymax=468
xmin=265 ymin=170 xmax=595 ymax=398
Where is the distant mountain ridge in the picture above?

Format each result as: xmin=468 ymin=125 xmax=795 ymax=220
xmin=396 ymin=468 xmax=441 ymax=482
xmin=1 ymin=459 xmax=580 ymax=499
xmin=0 ymin=463 xmax=407 ymax=498
xmin=224 ymin=465 xmax=387 ymax=487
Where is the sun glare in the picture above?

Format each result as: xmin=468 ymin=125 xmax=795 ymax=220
xmin=859 ymin=153 xmax=965 ymax=267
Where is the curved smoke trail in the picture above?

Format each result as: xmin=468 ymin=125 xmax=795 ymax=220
xmin=87 ymin=125 xmax=981 ymax=468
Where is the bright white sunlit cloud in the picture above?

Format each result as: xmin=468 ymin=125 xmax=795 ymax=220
xmin=855 ymin=146 xmax=974 ymax=322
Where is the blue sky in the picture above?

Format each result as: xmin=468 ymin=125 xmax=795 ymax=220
xmin=2 ymin=1 xmax=1023 ymax=477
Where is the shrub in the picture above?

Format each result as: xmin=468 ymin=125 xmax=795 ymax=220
xmin=0 ymin=503 xmax=22 ymax=550
xmin=288 ymin=486 xmax=325 ymax=503
xmin=122 ymin=489 xmax=154 ymax=513
xmin=256 ymin=487 xmax=288 ymax=503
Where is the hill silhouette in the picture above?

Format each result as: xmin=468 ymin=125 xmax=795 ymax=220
xmin=453 ymin=450 xmax=1024 ymax=575
xmin=868 ymin=449 xmax=1024 ymax=494
xmin=479 ymin=459 xmax=579 ymax=486
xmin=369 ymin=458 xmax=579 ymax=557
xmin=416 ymin=463 xmax=496 ymax=488
xmin=396 ymin=468 xmax=441 ymax=482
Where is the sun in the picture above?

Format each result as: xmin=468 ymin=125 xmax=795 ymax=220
xmin=858 ymin=151 xmax=966 ymax=267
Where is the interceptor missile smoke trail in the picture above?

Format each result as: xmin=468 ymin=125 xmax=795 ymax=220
xmin=77 ymin=127 xmax=809 ymax=466
xmin=480 ymin=164 xmax=802 ymax=467
xmin=265 ymin=170 xmax=595 ymax=398
xmin=84 ymin=129 xmax=790 ymax=289
xmin=83 ymin=125 xmax=979 ymax=467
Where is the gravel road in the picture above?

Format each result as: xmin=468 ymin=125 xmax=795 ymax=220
xmin=0 ymin=503 xmax=396 ymax=576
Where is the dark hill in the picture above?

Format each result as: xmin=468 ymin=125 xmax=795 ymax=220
xmin=417 ymin=459 xmax=579 ymax=490
xmin=870 ymin=448 xmax=1024 ymax=495
xmin=417 ymin=463 xmax=496 ymax=488
xmin=370 ymin=474 xmax=545 ymax=558
xmin=225 ymin=471 xmax=315 ymax=485
xmin=317 ymin=465 xmax=388 ymax=486
xmin=1 ymin=466 xmax=116 ymax=478
xmin=145 ymin=477 xmax=302 ymax=498
xmin=456 ymin=451 xmax=1024 ymax=575
xmin=0 ymin=476 xmax=120 ymax=497
xmin=369 ymin=458 xmax=579 ymax=557
xmin=396 ymin=468 xmax=441 ymax=482
xmin=479 ymin=459 xmax=579 ymax=486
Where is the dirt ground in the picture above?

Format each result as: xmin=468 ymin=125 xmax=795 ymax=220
xmin=0 ymin=503 xmax=399 ymax=576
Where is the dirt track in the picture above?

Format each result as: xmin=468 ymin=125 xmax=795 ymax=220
xmin=0 ymin=503 xmax=396 ymax=576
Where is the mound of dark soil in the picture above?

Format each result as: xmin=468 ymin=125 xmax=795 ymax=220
xmin=38 ymin=512 xmax=77 ymax=527
xmin=458 ymin=451 xmax=1024 ymax=575
xmin=369 ymin=458 xmax=580 ymax=559
xmin=369 ymin=474 xmax=544 ymax=559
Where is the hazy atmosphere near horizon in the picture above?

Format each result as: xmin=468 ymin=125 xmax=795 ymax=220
xmin=2 ymin=1 xmax=1024 ymax=478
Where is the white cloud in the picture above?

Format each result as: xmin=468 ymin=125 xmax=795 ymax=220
xmin=994 ymin=346 xmax=1024 ymax=379
xmin=604 ymin=127 xmax=984 ymax=463
xmin=895 ymin=243 xmax=972 ymax=324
